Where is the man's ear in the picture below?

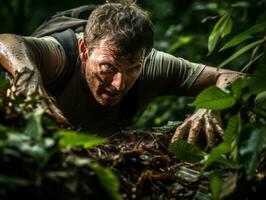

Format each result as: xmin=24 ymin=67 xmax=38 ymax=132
xmin=78 ymin=38 xmax=88 ymax=61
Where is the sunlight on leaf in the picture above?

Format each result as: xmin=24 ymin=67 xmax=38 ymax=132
xmin=219 ymin=39 xmax=263 ymax=67
xmin=169 ymin=35 xmax=193 ymax=53
xmin=55 ymin=130 xmax=107 ymax=149
xmin=208 ymin=13 xmax=232 ymax=53
xmin=219 ymin=22 xmax=266 ymax=51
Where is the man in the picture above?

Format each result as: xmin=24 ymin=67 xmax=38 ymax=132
xmin=0 ymin=1 xmax=244 ymax=150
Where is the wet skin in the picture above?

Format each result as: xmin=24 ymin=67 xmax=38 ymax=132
xmin=78 ymin=38 xmax=145 ymax=106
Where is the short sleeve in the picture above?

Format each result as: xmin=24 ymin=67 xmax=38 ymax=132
xmin=24 ymin=36 xmax=66 ymax=85
xmin=139 ymin=48 xmax=205 ymax=104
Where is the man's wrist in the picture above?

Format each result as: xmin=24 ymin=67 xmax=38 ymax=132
xmin=215 ymin=72 xmax=245 ymax=90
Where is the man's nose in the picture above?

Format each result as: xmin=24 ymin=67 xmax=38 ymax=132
xmin=111 ymin=72 xmax=125 ymax=91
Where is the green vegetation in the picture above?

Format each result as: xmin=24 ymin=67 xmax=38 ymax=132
xmin=0 ymin=0 xmax=265 ymax=199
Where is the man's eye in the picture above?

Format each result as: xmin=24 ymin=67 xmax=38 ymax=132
xmin=103 ymin=64 xmax=116 ymax=72
xmin=128 ymin=65 xmax=141 ymax=73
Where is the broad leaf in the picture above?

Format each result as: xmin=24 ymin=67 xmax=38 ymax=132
xmin=55 ymin=130 xmax=107 ymax=149
xmin=209 ymin=171 xmax=223 ymax=200
xmin=189 ymin=86 xmax=236 ymax=110
xmin=89 ymin=163 xmax=123 ymax=200
xmin=170 ymin=140 xmax=205 ymax=163
xmin=219 ymin=39 xmax=263 ymax=67
xmin=202 ymin=143 xmax=232 ymax=171
xmin=224 ymin=115 xmax=239 ymax=144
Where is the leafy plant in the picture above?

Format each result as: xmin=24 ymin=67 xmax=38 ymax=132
xmin=170 ymin=1 xmax=266 ymax=198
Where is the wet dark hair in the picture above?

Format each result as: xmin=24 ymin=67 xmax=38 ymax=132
xmin=84 ymin=0 xmax=154 ymax=59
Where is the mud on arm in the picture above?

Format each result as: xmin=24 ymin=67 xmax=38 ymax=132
xmin=0 ymin=33 xmax=68 ymax=124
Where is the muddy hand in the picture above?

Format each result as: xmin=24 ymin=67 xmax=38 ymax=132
xmin=171 ymin=109 xmax=224 ymax=150
xmin=6 ymin=67 xmax=69 ymax=125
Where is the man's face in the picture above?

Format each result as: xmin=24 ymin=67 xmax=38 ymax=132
xmin=81 ymin=38 xmax=144 ymax=106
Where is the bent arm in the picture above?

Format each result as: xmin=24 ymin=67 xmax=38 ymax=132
xmin=0 ymin=33 xmax=68 ymax=124
xmin=0 ymin=34 xmax=37 ymax=77
xmin=0 ymin=34 xmax=66 ymax=84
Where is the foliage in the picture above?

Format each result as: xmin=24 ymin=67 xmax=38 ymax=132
xmin=1 ymin=0 xmax=266 ymax=199
xmin=89 ymin=163 xmax=123 ymax=200
xmin=0 ymin=83 xmax=122 ymax=199
xmin=55 ymin=130 xmax=108 ymax=149
xmin=170 ymin=140 xmax=206 ymax=163
xmin=170 ymin=0 xmax=266 ymax=197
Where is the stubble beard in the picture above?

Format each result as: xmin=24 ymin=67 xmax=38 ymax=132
xmin=87 ymin=72 xmax=122 ymax=106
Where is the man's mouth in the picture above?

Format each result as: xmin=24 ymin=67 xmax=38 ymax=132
xmin=103 ymin=89 xmax=120 ymax=97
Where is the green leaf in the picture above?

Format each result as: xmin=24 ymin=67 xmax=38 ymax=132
xmin=189 ymin=86 xmax=236 ymax=110
xmin=169 ymin=36 xmax=193 ymax=53
xmin=240 ymin=127 xmax=266 ymax=180
xmin=202 ymin=143 xmax=232 ymax=171
xmin=219 ymin=39 xmax=263 ymax=67
xmin=55 ymin=130 xmax=107 ymax=149
xmin=224 ymin=115 xmax=239 ymax=144
xmin=7 ymin=132 xmax=47 ymax=160
xmin=231 ymin=2 xmax=250 ymax=8
xmin=221 ymin=15 xmax=232 ymax=38
xmin=0 ymin=78 xmax=9 ymax=92
xmin=89 ymin=163 xmax=123 ymax=200
xmin=24 ymin=108 xmax=44 ymax=140
xmin=208 ymin=13 xmax=232 ymax=53
xmin=209 ymin=171 xmax=223 ymax=200
xmin=255 ymin=91 xmax=266 ymax=110
xmin=0 ymin=175 xmax=30 ymax=187
xmin=256 ymin=12 xmax=266 ymax=24
xmin=208 ymin=31 xmax=220 ymax=53
xmin=152 ymin=121 xmax=182 ymax=132
xmin=170 ymin=140 xmax=206 ymax=163
xmin=230 ymin=77 xmax=250 ymax=99
xmin=248 ymin=64 xmax=266 ymax=95
xmin=220 ymin=34 xmax=253 ymax=52
xmin=220 ymin=22 xmax=266 ymax=51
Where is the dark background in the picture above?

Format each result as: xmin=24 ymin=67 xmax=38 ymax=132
xmin=0 ymin=0 xmax=264 ymax=128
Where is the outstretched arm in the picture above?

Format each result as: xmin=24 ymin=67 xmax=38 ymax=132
xmin=0 ymin=33 xmax=68 ymax=124
xmin=172 ymin=66 xmax=246 ymax=150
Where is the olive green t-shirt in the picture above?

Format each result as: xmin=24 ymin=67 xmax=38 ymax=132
xmin=25 ymin=35 xmax=205 ymax=135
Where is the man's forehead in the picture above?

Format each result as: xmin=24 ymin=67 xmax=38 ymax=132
xmin=94 ymin=38 xmax=145 ymax=63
